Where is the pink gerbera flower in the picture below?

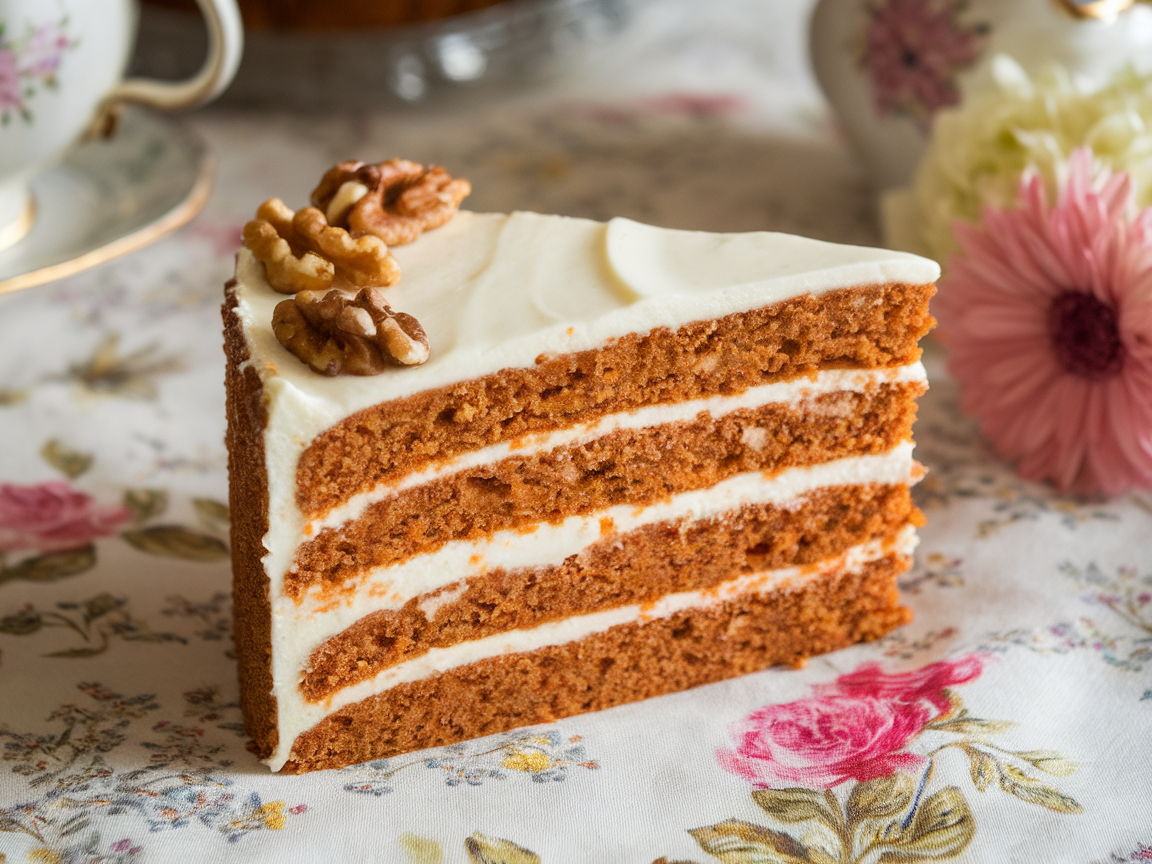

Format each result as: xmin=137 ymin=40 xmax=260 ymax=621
xmin=937 ymin=147 xmax=1152 ymax=497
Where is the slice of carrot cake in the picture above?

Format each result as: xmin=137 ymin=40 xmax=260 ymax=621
xmin=222 ymin=159 xmax=938 ymax=773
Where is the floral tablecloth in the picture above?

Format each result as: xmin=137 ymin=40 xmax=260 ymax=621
xmin=1 ymin=3 xmax=1151 ymax=861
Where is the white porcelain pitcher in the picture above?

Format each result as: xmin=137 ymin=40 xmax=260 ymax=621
xmin=810 ymin=0 xmax=1152 ymax=189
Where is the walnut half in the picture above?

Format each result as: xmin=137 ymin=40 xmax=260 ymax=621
xmin=311 ymin=159 xmax=471 ymax=246
xmin=243 ymin=198 xmax=400 ymax=295
xmin=242 ymin=200 xmax=334 ymax=295
xmin=272 ymin=287 xmax=430 ymax=376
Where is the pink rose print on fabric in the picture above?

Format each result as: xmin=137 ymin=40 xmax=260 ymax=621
xmin=822 ymin=652 xmax=984 ymax=716
xmin=717 ymin=655 xmax=985 ymax=789
xmin=0 ymin=481 xmax=131 ymax=553
xmin=860 ymin=0 xmax=989 ymax=127
xmin=717 ymin=694 xmax=930 ymax=789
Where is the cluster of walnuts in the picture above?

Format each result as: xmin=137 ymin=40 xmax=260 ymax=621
xmin=243 ymin=159 xmax=470 ymax=376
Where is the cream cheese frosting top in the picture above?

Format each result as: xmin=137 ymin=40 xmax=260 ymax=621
xmin=232 ymin=210 xmax=939 ymax=450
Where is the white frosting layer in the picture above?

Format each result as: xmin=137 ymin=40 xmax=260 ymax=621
xmin=228 ymin=210 xmax=938 ymax=772
xmin=266 ymin=525 xmax=918 ymax=771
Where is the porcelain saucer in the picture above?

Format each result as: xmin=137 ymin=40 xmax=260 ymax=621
xmin=0 ymin=105 xmax=213 ymax=297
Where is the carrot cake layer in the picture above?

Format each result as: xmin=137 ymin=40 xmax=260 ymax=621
xmin=279 ymin=546 xmax=913 ymax=772
xmin=301 ymin=482 xmax=918 ymax=701
xmin=295 ymin=280 xmax=933 ymax=516
xmin=287 ymin=380 xmax=923 ymax=598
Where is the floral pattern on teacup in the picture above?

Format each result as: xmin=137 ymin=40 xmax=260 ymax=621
xmin=859 ymin=0 xmax=989 ymax=128
xmin=0 ymin=16 xmax=74 ymax=125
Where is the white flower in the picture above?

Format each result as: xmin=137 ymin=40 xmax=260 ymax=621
xmin=885 ymin=56 xmax=1152 ymax=265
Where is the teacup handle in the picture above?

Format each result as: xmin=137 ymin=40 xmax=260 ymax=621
xmin=105 ymin=0 xmax=244 ymax=113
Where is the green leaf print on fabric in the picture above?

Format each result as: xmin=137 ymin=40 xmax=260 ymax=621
xmin=0 ymin=544 xmax=96 ymax=586
xmin=123 ymin=488 xmax=169 ymax=524
xmin=192 ymin=498 xmax=230 ymax=526
xmin=928 ymin=716 xmax=1014 ymax=736
xmin=689 ymin=819 xmax=825 ymax=864
xmin=884 ymin=786 xmax=975 ymax=858
xmin=751 ymin=787 xmax=842 ymax=825
xmin=398 ymin=833 xmax=544 ymax=864
xmin=845 ymin=772 xmax=915 ymax=820
xmin=988 ymin=763 xmax=1082 ymax=814
xmin=120 ymin=525 xmax=229 ymax=561
xmin=400 ymin=834 xmax=447 ymax=864
xmin=466 ymin=832 xmax=543 ymax=864
xmin=0 ymin=593 xmax=185 ymax=657
xmin=65 ymin=334 xmax=183 ymax=400
xmin=39 ymin=439 xmax=93 ymax=479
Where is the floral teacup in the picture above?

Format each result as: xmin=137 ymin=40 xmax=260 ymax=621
xmin=0 ymin=0 xmax=243 ymax=252
xmin=809 ymin=0 xmax=1152 ymax=189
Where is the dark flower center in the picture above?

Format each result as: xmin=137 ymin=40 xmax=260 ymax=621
xmin=1048 ymin=291 xmax=1123 ymax=379
xmin=901 ymin=49 xmax=920 ymax=68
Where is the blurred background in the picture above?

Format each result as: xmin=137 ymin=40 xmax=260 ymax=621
xmin=131 ymin=0 xmax=816 ymax=114
xmin=127 ymin=0 xmax=868 ymax=240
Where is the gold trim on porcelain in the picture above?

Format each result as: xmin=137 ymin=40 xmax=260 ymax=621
xmin=1053 ymin=0 xmax=1141 ymax=19
xmin=0 ymin=196 xmax=36 ymax=255
xmin=0 ymin=150 xmax=215 ymax=298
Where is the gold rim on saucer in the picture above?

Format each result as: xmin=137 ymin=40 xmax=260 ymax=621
xmin=0 ymin=109 xmax=215 ymax=298
xmin=0 ymin=196 xmax=36 ymax=255
xmin=0 ymin=162 xmax=213 ymax=298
